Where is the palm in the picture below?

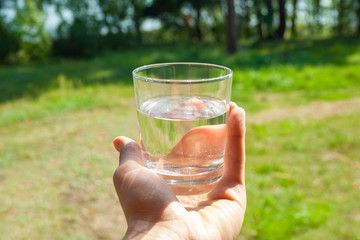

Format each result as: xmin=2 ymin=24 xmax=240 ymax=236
xmin=113 ymin=104 xmax=246 ymax=240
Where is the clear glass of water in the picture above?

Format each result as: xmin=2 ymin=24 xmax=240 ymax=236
xmin=133 ymin=63 xmax=232 ymax=195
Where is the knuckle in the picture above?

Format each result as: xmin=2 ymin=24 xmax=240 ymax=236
xmin=113 ymin=160 xmax=138 ymax=184
xmin=124 ymin=141 xmax=140 ymax=152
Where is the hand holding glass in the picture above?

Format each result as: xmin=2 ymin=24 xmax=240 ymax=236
xmin=133 ymin=63 xmax=232 ymax=195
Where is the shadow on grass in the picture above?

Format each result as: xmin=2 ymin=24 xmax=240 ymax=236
xmin=0 ymin=36 xmax=359 ymax=103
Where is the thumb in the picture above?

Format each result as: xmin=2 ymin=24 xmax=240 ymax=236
xmin=113 ymin=136 xmax=144 ymax=206
xmin=113 ymin=136 xmax=142 ymax=166
xmin=223 ymin=107 xmax=246 ymax=184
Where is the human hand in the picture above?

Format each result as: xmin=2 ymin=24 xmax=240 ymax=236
xmin=113 ymin=103 xmax=246 ymax=240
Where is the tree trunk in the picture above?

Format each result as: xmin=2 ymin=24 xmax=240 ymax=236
xmin=210 ymin=8 xmax=222 ymax=42
xmin=254 ymin=0 xmax=263 ymax=40
xmin=265 ymin=0 xmax=274 ymax=39
xmin=195 ymin=5 xmax=202 ymax=41
xmin=276 ymin=0 xmax=286 ymax=39
xmin=357 ymin=0 xmax=360 ymax=36
xmin=240 ymin=0 xmax=250 ymax=38
xmin=313 ymin=0 xmax=321 ymax=33
xmin=291 ymin=0 xmax=297 ymax=37
xmin=244 ymin=0 xmax=250 ymax=38
xmin=131 ymin=0 xmax=142 ymax=44
xmin=337 ymin=0 xmax=344 ymax=35
xmin=226 ymin=0 xmax=237 ymax=53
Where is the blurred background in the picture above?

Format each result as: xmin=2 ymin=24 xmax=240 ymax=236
xmin=0 ymin=0 xmax=359 ymax=239
xmin=0 ymin=0 xmax=360 ymax=63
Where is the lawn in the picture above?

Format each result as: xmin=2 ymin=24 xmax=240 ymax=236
xmin=1 ymin=37 xmax=360 ymax=239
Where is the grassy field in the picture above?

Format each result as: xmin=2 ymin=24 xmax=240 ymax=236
xmin=1 ymin=37 xmax=360 ymax=239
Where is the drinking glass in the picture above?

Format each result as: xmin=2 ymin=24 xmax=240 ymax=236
xmin=133 ymin=63 xmax=232 ymax=195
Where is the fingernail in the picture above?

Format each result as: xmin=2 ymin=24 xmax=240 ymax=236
xmin=231 ymin=101 xmax=238 ymax=107
xmin=113 ymin=136 xmax=133 ymax=152
xmin=113 ymin=137 xmax=122 ymax=152
xmin=113 ymin=137 xmax=127 ymax=152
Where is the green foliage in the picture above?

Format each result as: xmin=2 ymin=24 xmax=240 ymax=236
xmin=9 ymin=0 xmax=52 ymax=62
xmin=1 ymin=0 xmax=359 ymax=61
xmin=332 ymin=0 xmax=358 ymax=35
xmin=52 ymin=0 xmax=138 ymax=58
xmin=0 ymin=16 xmax=20 ymax=62
xmin=53 ymin=17 xmax=103 ymax=58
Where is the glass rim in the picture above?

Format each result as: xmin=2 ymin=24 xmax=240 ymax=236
xmin=132 ymin=62 xmax=233 ymax=83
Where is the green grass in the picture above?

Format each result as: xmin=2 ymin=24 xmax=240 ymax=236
xmin=1 ymin=36 xmax=360 ymax=239
xmin=1 ymin=36 xmax=360 ymax=103
xmin=243 ymin=114 xmax=360 ymax=239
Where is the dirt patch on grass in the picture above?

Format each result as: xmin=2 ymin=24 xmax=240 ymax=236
xmin=248 ymin=97 xmax=360 ymax=123
xmin=79 ymin=198 xmax=127 ymax=240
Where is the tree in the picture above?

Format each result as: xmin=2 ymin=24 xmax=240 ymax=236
xmin=357 ymin=0 xmax=360 ymax=36
xmin=313 ymin=0 xmax=322 ymax=32
xmin=98 ymin=0 xmax=128 ymax=34
xmin=276 ymin=0 xmax=286 ymax=39
xmin=131 ymin=0 xmax=144 ymax=44
xmin=180 ymin=0 xmax=206 ymax=41
xmin=143 ymin=0 xmax=220 ymax=42
xmin=0 ymin=16 xmax=19 ymax=62
xmin=180 ymin=0 xmax=220 ymax=41
xmin=193 ymin=0 xmax=203 ymax=41
xmin=209 ymin=4 xmax=226 ymax=43
xmin=131 ymin=0 xmax=145 ymax=45
xmin=143 ymin=0 xmax=184 ymax=37
xmin=333 ymin=0 xmax=355 ymax=35
xmin=11 ymin=0 xmax=52 ymax=62
xmin=254 ymin=0 xmax=264 ymax=40
xmin=226 ymin=0 xmax=237 ymax=53
xmin=239 ymin=0 xmax=250 ymax=38
xmin=336 ymin=0 xmax=345 ymax=34
xmin=264 ymin=0 xmax=275 ymax=39
xmin=51 ymin=0 xmax=106 ymax=57
xmin=0 ymin=1 xmax=19 ymax=62
xmin=290 ymin=0 xmax=298 ymax=37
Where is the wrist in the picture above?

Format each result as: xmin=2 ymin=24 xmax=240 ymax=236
xmin=124 ymin=220 xmax=188 ymax=240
